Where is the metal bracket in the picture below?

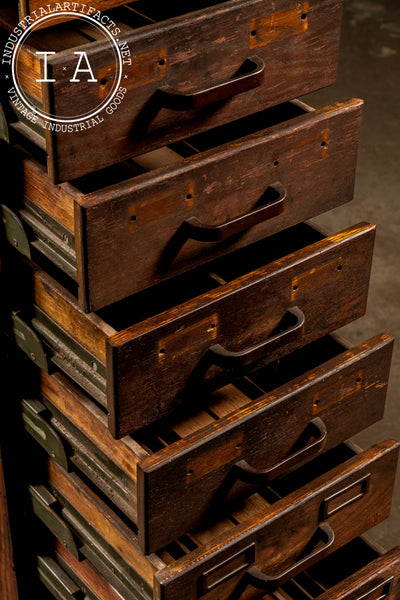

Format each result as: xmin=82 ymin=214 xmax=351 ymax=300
xmin=20 ymin=196 xmax=77 ymax=280
xmin=1 ymin=204 xmax=31 ymax=258
xmin=12 ymin=311 xmax=49 ymax=371
xmin=30 ymin=485 xmax=80 ymax=560
xmin=37 ymin=556 xmax=83 ymax=599
xmin=22 ymin=399 xmax=69 ymax=471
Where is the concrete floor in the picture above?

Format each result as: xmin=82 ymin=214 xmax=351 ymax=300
xmin=302 ymin=0 xmax=400 ymax=549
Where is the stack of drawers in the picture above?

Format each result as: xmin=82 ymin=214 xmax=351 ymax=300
xmin=1 ymin=1 xmax=399 ymax=599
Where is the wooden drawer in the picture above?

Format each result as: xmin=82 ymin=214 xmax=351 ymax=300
xmin=1 ymin=98 xmax=363 ymax=311
xmin=21 ymin=333 xmax=394 ymax=553
xmin=29 ymin=440 xmax=400 ymax=600
xmin=9 ymin=221 xmax=375 ymax=437
xmin=0 ymin=0 xmax=344 ymax=182
xmin=36 ymin=538 xmax=400 ymax=600
xmin=276 ymin=537 xmax=400 ymax=600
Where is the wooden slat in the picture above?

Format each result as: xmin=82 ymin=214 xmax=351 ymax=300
xmin=170 ymin=384 xmax=251 ymax=438
xmin=207 ymin=384 xmax=253 ymax=418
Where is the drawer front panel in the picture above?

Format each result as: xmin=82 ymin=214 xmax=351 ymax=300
xmin=316 ymin=545 xmax=400 ymax=600
xmin=155 ymin=440 xmax=399 ymax=600
xmin=138 ymin=334 xmax=393 ymax=553
xmin=21 ymin=335 xmax=393 ymax=553
xmin=108 ymin=223 xmax=375 ymax=438
xmin=39 ymin=540 xmax=400 ymax=600
xmin=34 ymin=443 xmax=399 ymax=600
xmin=79 ymin=99 xmax=362 ymax=311
xmin=40 ymin=0 xmax=343 ymax=181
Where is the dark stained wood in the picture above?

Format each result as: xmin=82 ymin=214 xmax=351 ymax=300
xmin=35 ymin=538 xmax=400 ymax=600
xmin=2 ymin=0 xmax=344 ymax=181
xmin=36 ymin=334 xmax=394 ymax=553
xmin=9 ymin=99 xmax=363 ymax=311
xmin=155 ymin=440 xmax=399 ymax=600
xmin=20 ymin=0 xmax=132 ymax=27
xmin=77 ymin=99 xmax=363 ymax=311
xmin=108 ymin=222 xmax=375 ymax=437
xmin=314 ymin=544 xmax=400 ymax=600
xmin=40 ymin=440 xmax=399 ymax=600
xmin=17 ymin=223 xmax=376 ymax=437
xmin=0 ymin=448 xmax=19 ymax=600
xmin=137 ymin=334 xmax=393 ymax=552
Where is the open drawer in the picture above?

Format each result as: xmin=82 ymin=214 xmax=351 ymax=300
xmin=275 ymin=537 xmax=400 ymax=600
xmin=1 ymin=99 xmax=363 ymax=311
xmin=36 ymin=537 xmax=400 ymax=600
xmin=0 ymin=0 xmax=343 ymax=182
xmin=22 ymin=332 xmax=394 ymax=552
xmin=29 ymin=439 xmax=400 ymax=600
xmin=10 ymin=220 xmax=375 ymax=437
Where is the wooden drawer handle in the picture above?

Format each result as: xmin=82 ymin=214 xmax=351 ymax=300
xmin=232 ymin=417 xmax=327 ymax=484
xmin=157 ymin=56 xmax=265 ymax=111
xmin=207 ymin=306 xmax=305 ymax=369
xmin=229 ymin=523 xmax=335 ymax=599
xmin=183 ymin=183 xmax=287 ymax=242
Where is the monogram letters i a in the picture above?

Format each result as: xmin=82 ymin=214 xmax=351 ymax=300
xmin=36 ymin=51 xmax=97 ymax=83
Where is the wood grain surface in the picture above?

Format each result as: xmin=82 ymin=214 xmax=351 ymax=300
xmin=0 ymin=447 xmax=19 ymax=600
xmin=108 ymin=222 xmax=375 ymax=437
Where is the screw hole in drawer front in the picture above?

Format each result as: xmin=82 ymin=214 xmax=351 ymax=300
xmin=321 ymin=474 xmax=371 ymax=519
xmin=312 ymin=369 xmax=363 ymax=414
xmin=291 ymin=257 xmax=343 ymax=302
xmin=129 ymin=183 xmax=194 ymax=233
xmin=249 ymin=2 xmax=309 ymax=49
